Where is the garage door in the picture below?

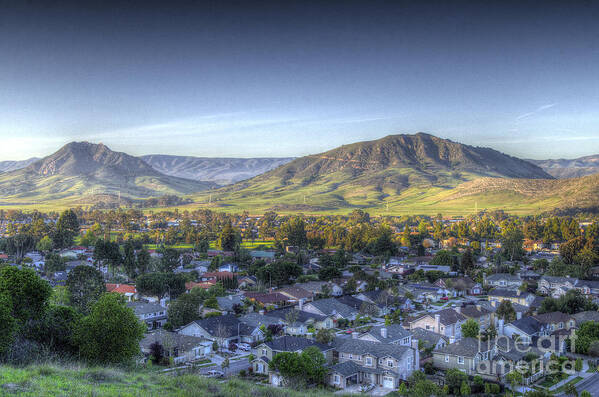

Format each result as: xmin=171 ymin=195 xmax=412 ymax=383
xmin=383 ymin=376 xmax=394 ymax=388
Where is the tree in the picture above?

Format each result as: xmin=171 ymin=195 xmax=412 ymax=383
xmin=75 ymin=293 xmax=146 ymax=363
xmin=315 ymin=329 xmax=334 ymax=344
xmin=460 ymin=380 xmax=471 ymax=396
xmin=506 ymin=371 xmax=523 ymax=394
xmin=136 ymin=247 xmax=150 ymax=275
xmin=149 ymin=341 xmax=164 ymax=364
xmin=54 ymin=209 xmax=80 ymax=249
xmin=575 ymin=357 xmax=583 ymax=372
xmin=280 ymin=217 xmax=308 ymax=248
xmin=122 ymin=240 xmax=136 ymax=278
xmin=167 ymin=293 xmax=201 ymax=328
xmin=461 ymin=248 xmax=474 ymax=274
xmin=398 ymin=382 xmax=408 ymax=396
xmin=221 ymin=357 xmax=230 ymax=375
xmin=501 ymin=226 xmax=525 ymax=261
xmin=496 ymin=300 xmax=517 ymax=322
xmin=159 ymin=248 xmax=180 ymax=272
xmin=430 ymin=250 xmax=453 ymax=267
xmin=319 ymin=266 xmax=341 ymax=281
xmin=445 ymin=369 xmax=468 ymax=395
xmin=564 ymin=381 xmax=578 ymax=397
xmin=217 ymin=221 xmax=240 ymax=251
xmin=301 ymin=346 xmax=327 ymax=385
xmin=136 ymin=272 xmax=186 ymax=300
xmin=581 ymin=391 xmax=592 ymax=397
xmin=0 ymin=294 xmax=16 ymax=355
xmin=0 ymin=266 xmax=52 ymax=326
xmin=66 ymin=265 xmax=105 ymax=314
xmin=36 ymin=235 xmax=53 ymax=253
xmin=461 ymin=318 xmax=480 ymax=338
xmin=29 ymin=304 xmax=81 ymax=354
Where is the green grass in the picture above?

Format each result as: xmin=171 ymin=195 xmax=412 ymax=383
xmin=553 ymin=376 xmax=583 ymax=393
xmin=0 ymin=363 xmax=340 ymax=397
xmin=539 ymin=372 xmax=569 ymax=388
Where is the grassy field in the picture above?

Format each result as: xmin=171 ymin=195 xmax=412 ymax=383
xmin=140 ymin=240 xmax=274 ymax=250
xmin=0 ymin=363 xmax=341 ymax=397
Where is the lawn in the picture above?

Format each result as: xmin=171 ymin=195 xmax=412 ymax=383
xmin=538 ymin=372 xmax=569 ymax=388
xmin=0 ymin=363 xmax=341 ymax=397
xmin=553 ymin=376 xmax=583 ymax=393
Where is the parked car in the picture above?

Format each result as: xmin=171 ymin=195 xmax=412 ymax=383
xmin=360 ymin=384 xmax=375 ymax=392
xmin=205 ymin=370 xmax=224 ymax=378
xmin=237 ymin=343 xmax=251 ymax=351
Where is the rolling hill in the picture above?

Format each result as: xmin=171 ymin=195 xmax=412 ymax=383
xmin=141 ymin=155 xmax=294 ymax=185
xmin=192 ymin=133 xmax=576 ymax=215
xmin=528 ymin=155 xmax=599 ymax=179
xmin=0 ymin=142 xmax=215 ymax=208
xmin=0 ymin=157 xmax=39 ymax=173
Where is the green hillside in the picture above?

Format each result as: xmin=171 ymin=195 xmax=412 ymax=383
xmin=0 ymin=363 xmax=338 ymax=397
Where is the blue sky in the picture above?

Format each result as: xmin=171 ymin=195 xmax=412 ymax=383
xmin=1 ymin=1 xmax=598 ymax=160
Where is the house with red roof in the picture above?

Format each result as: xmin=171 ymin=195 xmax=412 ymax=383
xmin=106 ymin=283 xmax=137 ymax=301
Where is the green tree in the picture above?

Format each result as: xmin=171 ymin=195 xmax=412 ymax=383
xmin=217 ymin=221 xmax=240 ymax=251
xmin=36 ymin=235 xmax=53 ymax=253
xmin=0 ymin=266 xmax=52 ymax=326
xmin=496 ymin=300 xmax=517 ymax=322
xmin=280 ymin=217 xmax=308 ymax=248
xmin=461 ymin=318 xmax=480 ymax=338
xmin=136 ymin=272 xmax=186 ymax=300
xmin=159 ymin=248 xmax=180 ymax=272
xmin=0 ymin=294 xmax=16 ymax=355
xmin=445 ymin=368 xmax=468 ymax=395
xmin=136 ymin=246 xmax=150 ymax=275
xmin=460 ymin=380 xmax=471 ymax=396
xmin=167 ymin=293 xmax=201 ymax=328
xmin=501 ymin=226 xmax=525 ymax=261
xmin=430 ymin=250 xmax=453 ymax=267
xmin=122 ymin=240 xmax=136 ymax=278
xmin=66 ymin=265 xmax=105 ymax=314
xmin=54 ymin=209 xmax=80 ymax=249
xmin=29 ymin=304 xmax=81 ymax=354
xmin=75 ymin=293 xmax=145 ymax=363
xmin=300 ymin=346 xmax=327 ymax=385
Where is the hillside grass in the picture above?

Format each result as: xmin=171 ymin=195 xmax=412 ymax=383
xmin=0 ymin=363 xmax=340 ymax=397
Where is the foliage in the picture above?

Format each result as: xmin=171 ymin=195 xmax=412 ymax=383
xmin=136 ymin=272 xmax=186 ymax=299
xmin=445 ymin=368 xmax=468 ymax=395
xmin=149 ymin=341 xmax=164 ymax=364
xmin=28 ymin=304 xmax=81 ymax=354
xmin=539 ymin=289 xmax=598 ymax=315
xmin=75 ymin=293 xmax=146 ymax=363
xmin=573 ymin=321 xmax=599 ymax=355
xmin=0 ymin=266 xmax=52 ymax=326
xmin=54 ymin=209 xmax=80 ymax=249
xmin=0 ymin=294 xmax=16 ymax=355
xmin=167 ymin=293 xmax=201 ymax=328
xmin=66 ymin=265 xmax=105 ymax=314
xmin=496 ymin=300 xmax=517 ymax=322
xmin=461 ymin=318 xmax=480 ymax=338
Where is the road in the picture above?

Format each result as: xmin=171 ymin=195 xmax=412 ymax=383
xmin=198 ymin=357 xmax=250 ymax=377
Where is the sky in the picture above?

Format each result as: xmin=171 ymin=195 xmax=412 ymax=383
xmin=1 ymin=0 xmax=599 ymax=160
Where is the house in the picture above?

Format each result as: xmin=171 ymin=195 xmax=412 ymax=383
xmin=243 ymin=291 xmax=291 ymax=307
xmin=250 ymin=250 xmax=276 ymax=262
xmin=488 ymin=288 xmax=535 ymax=307
xmin=459 ymin=304 xmax=493 ymax=330
xmin=572 ymin=310 xmax=599 ymax=325
xmin=411 ymin=328 xmax=448 ymax=352
xmin=537 ymin=276 xmax=577 ymax=297
xmin=502 ymin=312 xmax=575 ymax=352
xmin=485 ymin=273 xmax=523 ymax=290
xmin=301 ymin=298 xmax=358 ymax=321
xmin=238 ymin=275 xmax=257 ymax=289
xmin=106 ymin=283 xmax=137 ymax=301
xmin=432 ymin=337 xmax=494 ymax=375
xmin=140 ymin=329 xmax=212 ymax=364
xmin=294 ymin=281 xmax=343 ymax=297
xmin=178 ymin=314 xmax=263 ymax=348
xmin=436 ymin=277 xmax=482 ymax=296
xmin=502 ymin=317 xmax=543 ymax=343
xmin=277 ymin=286 xmax=314 ymax=302
xmin=266 ymin=306 xmax=334 ymax=334
xmin=404 ymin=283 xmax=454 ymax=302
xmin=575 ymin=280 xmax=599 ymax=296
xmin=127 ymin=301 xmax=167 ymax=330
xmin=216 ymin=294 xmax=244 ymax=314
xmin=358 ymin=325 xmax=413 ymax=346
xmin=329 ymin=338 xmax=418 ymax=389
xmin=218 ymin=263 xmax=238 ymax=273
xmin=405 ymin=308 xmax=467 ymax=340
xmin=200 ymin=271 xmax=235 ymax=283
xmin=252 ymin=336 xmax=333 ymax=383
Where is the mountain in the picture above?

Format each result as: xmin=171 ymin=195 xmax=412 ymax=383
xmin=141 ymin=155 xmax=294 ymax=185
xmin=528 ymin=155 xmax=599 ymax=179
xmin=0 ymin=142 xmax=215 ymax=207
xmin=193 ymin=133 xmax=559 ymax=214
xmin=0 ymin=158 xmax=39 ymax=173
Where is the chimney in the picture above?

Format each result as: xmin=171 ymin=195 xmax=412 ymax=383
xmin=435 ymin=314 xmax=441 ymax=332
xmin=381 ymin=327 xmax=388 ymax=339
xmin=498 ymin=318 xmax=505 ymax=335
xmin=411 ymin=339 xmax=420 ymax=371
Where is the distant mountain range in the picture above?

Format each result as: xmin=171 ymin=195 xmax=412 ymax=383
xmin=141 ymin=155 xmax=294 ymax=185
xmin=0 ymin=158 xmax=39 ymax=173
xmin=528 ymin=155 xmax=599 ymax=179
xmin=0 ymin=142 xmax=215 ymax=207
xmin=1 ymin=134 xmax=599 ymax=214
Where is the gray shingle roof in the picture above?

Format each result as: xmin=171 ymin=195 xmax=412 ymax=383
xmin=266 ymin=307 xmax=328 ymax=325
xmin=191 ymin=314 xmax=255 ymax=338
xmin=533 ymin=311 xmax=573 ymax=325
xmin=572 ymin=311 xmax=599 ymax=324
xmin=127 ymin=301 xmax=166 ymax=316
xmin=265 ymin=336 xmax=331 ymax=353
xmin=307 ymin=298 xmax=356 ymax=318
xmin=411 ymin=328 xmax=447 ymax=349
xmin=336 ymin=338 xmax=412 ymax=361
xmin=507 ymin=316 xmax=542 ymax=336
xmin=216 ymin=295 xmax=244 ymax=311
xmin=488 ymin=289 xmax=532 ymax=299
xmin=433 ymin=337 xmax=492 ymax=357
xmin=417 ymin=308 xmax=466 ymax=326
xmin=486 ymin=273 xmax=521 ymax=282
xmin=362 ymin=324 xmax=412 ymax=343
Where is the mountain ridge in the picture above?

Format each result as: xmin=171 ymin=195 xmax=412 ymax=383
xmin=528 ymin=154 xmax=599 ymax=179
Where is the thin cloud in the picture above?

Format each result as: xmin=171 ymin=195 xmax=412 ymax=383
xmin=516 ymin=103 xmax=557 ymax=120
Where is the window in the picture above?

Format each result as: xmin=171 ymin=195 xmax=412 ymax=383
xmin=334 ymin=375 xmax=340 ymax=384
xmin=366 ymin=357 xmax=372 ymax=366
xmin=349 ymin=354 xmax=353 ymax=359
xmin=458 ymin=356 xmax=464 ymax=364
xmin=445 ymin=355 xmax=449 ymax=362
xmin=426 ymin=325 xmax=431 ymax=330
xmin=341 ymin=353 xmax=344 ymax=358
xmin=262 ymin=349 xmax=266 ymax=356
xmin=570 ymin=321 xmax=574 ymax=327
xmin=559 ymin=322 xmax=564 ymax=329
xmin=387 ymin=360 xmax=394 ymax=367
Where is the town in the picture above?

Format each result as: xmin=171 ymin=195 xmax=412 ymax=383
xmin=0 ymin=207 xmax=598 ymax=396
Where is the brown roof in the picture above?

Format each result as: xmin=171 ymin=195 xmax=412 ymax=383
xmin=277 ymin=286 xmax=312 ymax=300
